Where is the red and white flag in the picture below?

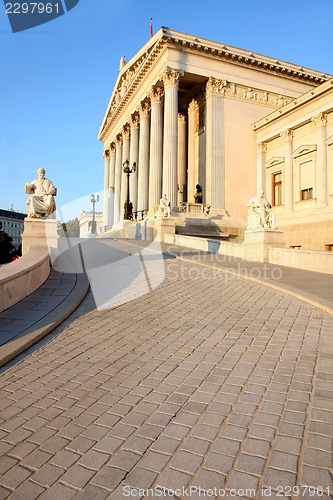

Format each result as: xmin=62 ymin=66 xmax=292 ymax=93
xmin=150 ymin=18 xmax=153 ymax=37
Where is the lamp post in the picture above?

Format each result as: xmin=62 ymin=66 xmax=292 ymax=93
xmin=90 ymin=193 xmax=100 ymax=234
xmin=122 ymin=160 xmax=136 ymax=220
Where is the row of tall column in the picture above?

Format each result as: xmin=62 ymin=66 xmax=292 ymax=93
xmin=256 ymin=112 xmax=329 ymax=209
xmin=103 ymin=72 xmax=226 ymax=229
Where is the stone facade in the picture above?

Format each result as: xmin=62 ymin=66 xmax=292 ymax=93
xmin=99 ymin=28 xmax=332 ymax=250
xmin=0 ymin=208 xmax=26 ymax=250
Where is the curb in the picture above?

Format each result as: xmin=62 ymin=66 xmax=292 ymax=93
xmin=0 ymin=273 xmax=90 ymax=368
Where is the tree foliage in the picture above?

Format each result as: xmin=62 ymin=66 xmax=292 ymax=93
xmin=0 ymin=222 xmax=16 ymax=264
xmin=57 ymin=218 xmax=80 ymax=238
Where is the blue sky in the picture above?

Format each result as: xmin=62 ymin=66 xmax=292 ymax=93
xmin=1 ymin=0 xmax=333 ymax=219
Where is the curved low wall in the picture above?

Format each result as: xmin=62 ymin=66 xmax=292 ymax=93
xmin=0 ymin=247 xmax=50 ymax=312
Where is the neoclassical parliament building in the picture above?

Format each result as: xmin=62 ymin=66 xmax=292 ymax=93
xmin=98 ymin=28 xmax=333 ymax=251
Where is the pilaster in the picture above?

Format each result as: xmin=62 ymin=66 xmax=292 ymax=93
xmin=256 ymin=142 xmax=267 ymax=192
xmin=149 ymin=86 xmax=164 ymax=209
xmin=280 ymin=129 xmax=294 ymax=211
xmin=114 ymin=134 xmax=123 ymax=225
xmin=188 ymin=99 xmax=198 ymax=202
xmin=312 ymin=112 xmax=328 ymax=206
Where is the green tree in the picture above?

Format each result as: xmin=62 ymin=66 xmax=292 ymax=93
xmin=0 ymin=222 xmax=16 ymax=264
xmin=57 ymin=218 xmax=80 ymax=238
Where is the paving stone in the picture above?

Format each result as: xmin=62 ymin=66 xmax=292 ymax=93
xmin=302 ymin=465 xmax=332 ymax=488
xmin=171 ymin=451 xmax=203 ymax=474
xmin=38 ymin=482 xmax=76 ymax=500
xmin=8 ymin=480 xmax=45 ymax=500
xmin=236 ymin=454 xmax=266 ymax=475
xmin=0 ymin=465 xmax=31 ymax=489
xmin=74 ymin=484 xmax=110 ymax=500
xmin=137 ymin=450 xmax=170 ymax=473
xmin=29 ymin=463 xmax=65 ymax=487
xmin=123 ymin=467 xmax=158 ymax=489
xmin=61 ymin=463 xmax=96 ymax=488
xmin=22 ymin=448 xmax=52 ymax=469
xmin=269 ymin=450 xmax=298 ymax=473
xmin=227 ymin=470 xmax=259 ymax=492
xmin=92 ymin=466 xmax=127 ymax=490
xmin=243 ymin=438 xmax=270 ymax=457
xmin=203 ymin=452 xmax=234 ymax=474
xmin=156 ymin=468 xmax=192 ymax=491
xmin=304 ymin=447 xmax=332 ymax=468
xmin=264 ymin=468 xmax=297 ymax=488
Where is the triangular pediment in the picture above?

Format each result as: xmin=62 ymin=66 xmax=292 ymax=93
xmin=265 ymin=156 xmax=284 ymax=168
xmin=292 ymin=145 xmax=317 ymax=158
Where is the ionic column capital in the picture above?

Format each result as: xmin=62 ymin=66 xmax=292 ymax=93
xmin=123 ymin=124 xmax=131 ymax=139
xmin=138 ymin=101 xmax=151 ymax=117
xmin=206 ymin=77 xmax=227 ymax=95
xmin=280 ymin=129 xmax=294 ymax=142
xmin=161 ymin=66 xmax=184 ymax=88
xmin=116 ymin=134 xmax=123 ymax=147
xmin=130 ymin=112 xmax=140 ymax=129
xmin=178 ymin=113 xmax=186 ymax=123
xmin=256 ymin=142 xmax=267 ymax=154
xmin=149 ymin=86 xmax=164 ymax=103
xmin=311 ymin=112 xmax=327 ymax=127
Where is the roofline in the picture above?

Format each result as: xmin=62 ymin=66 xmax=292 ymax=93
xmin=253 ymin=78 xmax=333 ymax=131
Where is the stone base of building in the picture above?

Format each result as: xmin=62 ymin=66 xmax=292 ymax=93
xmin=154 ymin=218 xmax=176 ymax=242
xmin=22 ymin=218 xmax=59 ymax=255
xmin=243 ymin=229 xmax=286 ymax=262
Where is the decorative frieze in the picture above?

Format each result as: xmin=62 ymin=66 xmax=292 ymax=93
xmin=214 ymin=80 xmax=293 ymax=108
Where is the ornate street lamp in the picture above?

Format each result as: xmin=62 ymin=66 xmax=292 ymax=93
xmin=122 ymin=160 xmax=136 ymax=220
xmin=90 ymin=193 xmax=100 ymax=234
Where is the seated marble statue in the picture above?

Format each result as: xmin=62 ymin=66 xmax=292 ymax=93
xmin=157 ymin=194 xmax=171 ymax=219
xmin=25 ymin=168 xmax=57 ymax=218
xmin=246 ymin=190 xmax=276 ymax=231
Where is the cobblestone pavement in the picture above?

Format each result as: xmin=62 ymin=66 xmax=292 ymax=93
xmin=0 ymin=247 xmax=332 ymax=499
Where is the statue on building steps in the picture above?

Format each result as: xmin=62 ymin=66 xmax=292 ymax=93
xmin=247 ymin=189 xmax=276 ymax=231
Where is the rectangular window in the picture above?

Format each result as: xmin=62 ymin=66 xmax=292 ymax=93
xmin=301 ymin=188 xmax=313 ymax=200
xmin=326 ymin=244 xmax=333 ymax=251
xmin=272 ymin=172 xmax=282 ymax=206
xmin=291 ymin=245 xmax=302 ymax=249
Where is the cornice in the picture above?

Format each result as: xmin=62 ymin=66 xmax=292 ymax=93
xmin=253 ymin=79 xmax=333 ymax=132
xmin=163 ymin=28 xmax=330 ymax=85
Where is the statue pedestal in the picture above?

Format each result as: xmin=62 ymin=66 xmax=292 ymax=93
xmin=21 ymin=218 xmax=59 ymax=255
xmin=154 ymin=218 xmax=176 ymax=242
xmin=243 ymin=229 xmax=285 ymax=262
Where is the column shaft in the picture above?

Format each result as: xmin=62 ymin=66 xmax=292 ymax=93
xmin=149 ymin=87 xmax=164 ymax=209
xmin=102 ymin=151 xmax=110 ymax=230
xmin=121 ymin=125 xmax=131 ymax=220
xmin=256 ymin=143 xmax=267 ymax=192
xmin=108 ymin=144 xmax=116 ymax=228
xmin=162 ymin=67 xmax=183 ymax=206
xmin=130 ymin=114 xmax=140 ymax=213
xmin=177 ymin=113 xmax=187 ymax=204
xmin=114 ymin=135 xmax=123 ymax=225
xmin=205 ymin=78 xmax=226 ymax=208
xmin=187 ymin=99 xmax=198 ymax=202
xmin=137 ymin=103 xmax=150 ymax=212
